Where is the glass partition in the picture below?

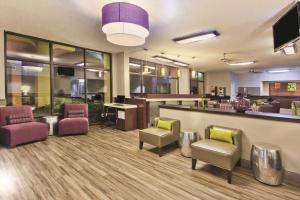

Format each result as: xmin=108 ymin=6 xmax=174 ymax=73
xmin=85 ymin=50 xmax=111 ymax=123
xmin=129 ymin=58 xmax=179 ymax=95
xmin=6 ymin=60 xmax=51 ymax=117
xmin=6 ymin=34 xmax=50 ymax=63
xmin=190 ymin=70 xmax=205 ymax=96
xmin=5 ymin=32 xmax=112 ymax=122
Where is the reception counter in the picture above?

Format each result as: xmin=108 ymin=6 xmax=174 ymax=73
xmin=159 ymin=104 xmax=300 ymax=175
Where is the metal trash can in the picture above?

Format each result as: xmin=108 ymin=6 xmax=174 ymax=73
xmin=251 ymin=142 xmax=284 ymax=186
xmin=179 ymin=130 xmax=198 ymax=157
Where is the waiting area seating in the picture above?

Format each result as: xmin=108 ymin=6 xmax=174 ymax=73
xmin=139 ymin=117 xmax=180 ymax=157
xmin=191 ymin=125 xmax=242 ymax=183
xmin=58 ymin=104 xmax=89 ymax=136
xmin=0 ymin=106 xmax=48 ymax=148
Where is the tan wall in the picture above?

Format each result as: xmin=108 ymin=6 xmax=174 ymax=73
xmin=205 ymin=71 xmax=231 ymax=96
xmin=160 ymin=108 xmax=300 ymax=174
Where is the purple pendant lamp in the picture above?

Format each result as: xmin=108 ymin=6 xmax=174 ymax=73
xmin=102 ymin=2 xmax=149 ymax=46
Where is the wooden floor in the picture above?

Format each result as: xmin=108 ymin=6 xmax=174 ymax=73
xmin=0 ymin=126 xmax=299 ymax=200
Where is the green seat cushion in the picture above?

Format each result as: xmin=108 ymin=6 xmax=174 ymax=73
xmin=157 ymin=120 xmax=172 ymax=130
xmin=209 ymin=128 xmax=233 ymax=144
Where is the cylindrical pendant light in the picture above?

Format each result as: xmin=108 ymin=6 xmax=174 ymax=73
xmin=102 ymin=2 xmax=149 ymax=46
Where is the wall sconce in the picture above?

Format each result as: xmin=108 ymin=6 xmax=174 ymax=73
xmin=21 ymin=85 xmax=30 ymax=96
xmin=191 ymin=70 xmax=196 ymax=78
xmin=144 ymin=65 xmax=149 ymax=73
xmin=161 ymin=67 xmax=166 ymax=76
xmin=177 ymin=69 xmax=181 ymax=77
xmin=98 ymin=70 xmax=103 ymax=78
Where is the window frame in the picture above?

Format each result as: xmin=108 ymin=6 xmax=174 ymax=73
xmin=4 ymin=31 xmax=113 ymax=117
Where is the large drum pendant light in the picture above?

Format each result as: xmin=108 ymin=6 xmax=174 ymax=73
xmin=102 ymin=2 xmax=149 ymax=46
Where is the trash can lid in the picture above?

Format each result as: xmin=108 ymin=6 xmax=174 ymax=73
xmin=253 ymin=142 xmax=281 ymax=151
xmin=181 ymin=129 xmax=197 ymax=133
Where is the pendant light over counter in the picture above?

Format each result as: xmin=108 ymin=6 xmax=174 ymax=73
xmin=101 ymin=2 xmax=150 ymax=46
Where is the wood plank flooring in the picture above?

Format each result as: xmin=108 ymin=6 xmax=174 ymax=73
xmin=0 ymin=126 xmax=299 ymax=200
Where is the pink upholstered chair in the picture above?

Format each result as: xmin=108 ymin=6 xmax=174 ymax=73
xmin=58 ymin=104 xmax=89 ymax=136
xmin=0 ymin=106 xmax=48 ymax=148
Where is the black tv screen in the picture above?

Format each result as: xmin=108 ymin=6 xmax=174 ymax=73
xmin=57 ymin=67 xmax=74 ymax=76
xmin=273 ymin=3 xmax=300 ymax=51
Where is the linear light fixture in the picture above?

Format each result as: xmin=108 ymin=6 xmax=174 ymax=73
xmin=153 ymin=55 xmax=189 ymax=67
xmin=268 ymin=69 xmax=290 ymax=73
xmin=173 ymin=61 xmax=189 ymax=67
xmin=87 ymin=69 xmax=101 ymax=72
xmin=227 ymin=61 xmax=256 ymax=66
xmin=129 ymin=63 xmax=141 ymax=67
xmin=153 ymin=55 xmax=173 ymax=63
xmin=282 ymin=43 xmax=296 ymax=55
xmin=173 ymin=30 xmax=220 ymax=44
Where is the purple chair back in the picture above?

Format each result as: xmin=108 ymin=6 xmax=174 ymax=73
xmin=64 ymin=104 xmax=88 ymax=118
xmin=0 ymin=106 xmax=34 ymax=127
xmin=258 ymin=104 xmax=275 ymax=113
xmin=271 ymin=101 xmax=280 ymax=113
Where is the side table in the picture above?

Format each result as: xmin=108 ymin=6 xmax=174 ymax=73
xmin=42 ymin=116 xmax=58 ymax=135
xmin=179 ymin=129 xmax=199 ymax=157
xmin=251 ymin=142 xmax=284 ymax=185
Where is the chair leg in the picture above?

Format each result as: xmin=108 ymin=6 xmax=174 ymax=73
xmin=139 ymin=141 xmax=143 ymax=150
xmin=175 ymin=140 xmax=180 ymax=148
xmin=227 ymin=170 xmax=232 ymax=184
xmin=158 ymin=148 xmax=162 ymax=157
xmin=192 ymin=158 xmax=197 ymax=170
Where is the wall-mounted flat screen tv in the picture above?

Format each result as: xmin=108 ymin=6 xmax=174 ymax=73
xmin=57 ymin=67 xmax=75 ymax=76
xmin=273 ymin=2 xmax=300 ymax=51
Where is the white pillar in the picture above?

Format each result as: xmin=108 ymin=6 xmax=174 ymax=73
xmin=112 ymin=52 xmax=130 ymax=98
xmin=178 ymin=68 xmax=190 ymax=94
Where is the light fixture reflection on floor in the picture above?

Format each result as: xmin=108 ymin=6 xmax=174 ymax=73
xmin=102 ymin=2 xmax=149 ymax=46
xmin=0 ymin=172 xmax=16 ymax=195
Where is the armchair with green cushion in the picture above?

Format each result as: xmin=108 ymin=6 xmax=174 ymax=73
xmin=139 ymin=117 xmax=180 ymax=157
xmin=191 ymin=125 xmax=242 ymax=183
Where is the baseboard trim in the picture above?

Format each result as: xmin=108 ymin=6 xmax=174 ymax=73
xmin=240 ymin=159 xmax=300 ymax=185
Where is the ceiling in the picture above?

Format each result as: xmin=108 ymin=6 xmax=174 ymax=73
xmin=1 ymin=0 xmax=300 ymax=72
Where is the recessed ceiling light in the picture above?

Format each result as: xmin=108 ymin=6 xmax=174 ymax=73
xmin=153 ymin=56 xmax=173 ymax=63
xmin=174 ymin=30 xmax=219 ymax=44
xmin=129 ymin=63 xmax=141 ymax=67
xmin=227 ymin=61 xmax=256 ymax=66
xmin=173 ymin=61 xmax=189 ymax=67
xmin=268 ymin=69 xmax=290 ymax=73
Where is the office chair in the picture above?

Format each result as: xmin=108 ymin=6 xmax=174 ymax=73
xmin=100 ymin=106 xmax=116 ymax=128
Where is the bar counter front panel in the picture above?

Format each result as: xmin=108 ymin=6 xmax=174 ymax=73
xmin=159 ymin=105 xmax=300 ymax=175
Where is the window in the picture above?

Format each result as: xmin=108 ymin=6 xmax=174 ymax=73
xmin=6 ymin=34 xmax=51 ymax=117
xmin=85 ymin=50 xmax=111 ymax=123
xmin=5 ymin=32 xmax=112 ymax=122
xmin=129 ymin=58 xmax=179 ymax=95
xmin=190 ymin=70 xmax=205 ymax=96
xmin=52 ymin=44 xmax=85 ymax=114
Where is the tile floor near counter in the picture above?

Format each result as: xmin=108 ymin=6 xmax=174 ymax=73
xmin=0 ymin=126 xmax=299 ymax=200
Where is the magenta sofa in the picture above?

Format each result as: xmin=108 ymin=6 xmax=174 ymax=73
xmin=0 ymin=106 xmax=48 ymax=148
xmin=58 ymin=104 xmax=89 ymax=136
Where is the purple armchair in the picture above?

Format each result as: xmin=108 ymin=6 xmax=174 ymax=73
xmin=58 ymin=104 xmax=89 ymax=136
xmin=0 ymin=106 xmax=48 ymax=148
